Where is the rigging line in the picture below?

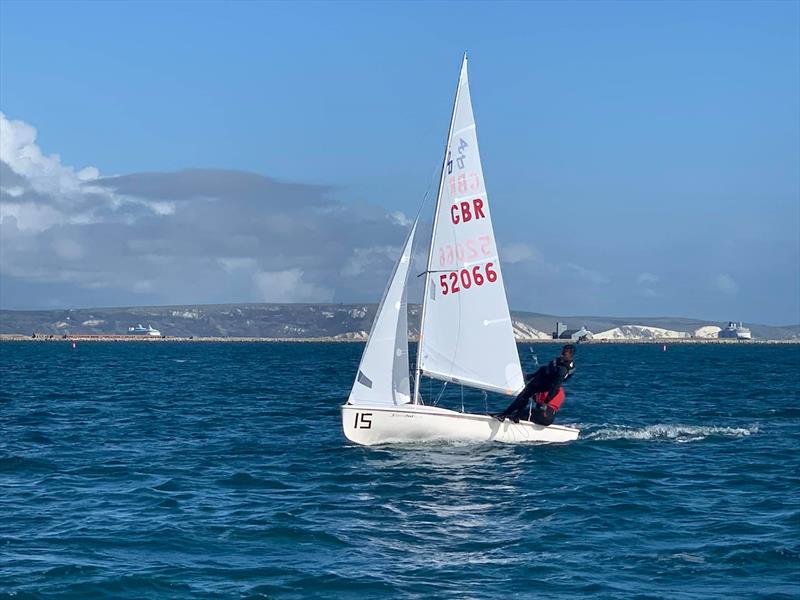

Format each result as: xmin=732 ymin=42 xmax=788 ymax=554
xmin=412 ymin=131 xmax=448 ymax=223
xmin=404 ymin=139 xmax=444 ymax=292
xmin=433 ymin=381 xmax=448 ymax=406
xmin=404 ymin=148 xmax=442 ymax=408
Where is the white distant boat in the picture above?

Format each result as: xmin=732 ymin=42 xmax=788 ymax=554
xmin=128 ymin=323 xmax=162 ymax=336
xmin=341 ymin=55 xmax=579 ymax=446
xmin=719 ymin=322 xmax=752 ymax=340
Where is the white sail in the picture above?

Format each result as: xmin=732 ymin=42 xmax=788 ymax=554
xmin=417 ymin=56 xmax=524 ymax=397
xmin=348 ymin=218 xmax=418 ymax=406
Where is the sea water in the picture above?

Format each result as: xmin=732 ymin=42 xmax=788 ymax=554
xmin=1 ymin=342 xmax=798 ymax=599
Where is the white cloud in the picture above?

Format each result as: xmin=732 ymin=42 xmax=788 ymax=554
xmin=253 ymin=269 xmax=333 ymax=303
xmin=566 ymin=263 xmax=610 ymax=285
xmin=0 ymin=202 xmax=62 ymax=232
xmin=390 ymin=211 xmax=411 ymax=226
xmin=341 ymin=245 xmax=399 ymax=277
xmin=52 ymin=238 xmax=85 ymax=261
xmin=218 ymin=257 xmax=258 ymax=272
xmin=639 ymin=287 xmax=661 ymax=298
xmin=0 ymin=112 xmax=96 ymax=196
xmin=4 ymin=186 xmax=24 ymax=198
xmin=0 ymin=112 xmax=175 ymax=231
xmin=637 ymin=272 xmax=660 ymax=285
xmin=502 ymin=242 xmax=542 ymax=264
xmin=711 ymin=273 xmax=739 ymax=295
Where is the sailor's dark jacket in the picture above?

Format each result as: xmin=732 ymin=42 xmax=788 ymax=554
xmin=524 ymin=357 xmax=575 ymax=402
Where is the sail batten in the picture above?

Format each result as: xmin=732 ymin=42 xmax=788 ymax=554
xmin=416 ymin=56 xmax=524 ymax=396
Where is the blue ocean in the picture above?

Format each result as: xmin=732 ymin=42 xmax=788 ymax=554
xmin=1 ymin=342 xmax=798 ymax=599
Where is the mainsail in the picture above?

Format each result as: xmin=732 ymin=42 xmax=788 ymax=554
xmin=416 ymin=56 xmax=524 ymax=397
xmin=348 ymin=218 xmax=418 ymax=406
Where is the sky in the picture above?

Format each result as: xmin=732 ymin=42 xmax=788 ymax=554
xmin=0 ymin=0 xmax=798 ymax=325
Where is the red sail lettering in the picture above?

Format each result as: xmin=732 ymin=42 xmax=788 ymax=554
xmin=460 ymin=201 xmax=472 ymax=222
xmin=473 ymin=198 xmax=485 ymax=219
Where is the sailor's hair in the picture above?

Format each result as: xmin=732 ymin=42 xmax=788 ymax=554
xmin=562 ymin=344 xmax=576 ymax=354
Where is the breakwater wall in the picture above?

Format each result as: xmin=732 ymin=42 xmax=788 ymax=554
xmin=2 ymin=334 xmax=797 ymax=344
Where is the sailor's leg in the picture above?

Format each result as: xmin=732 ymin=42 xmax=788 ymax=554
xmin=500 ymin=381 xmax=537 ymax=417
xmin=531 ymin=405 xmax=556 ymax=426
xmin=511 ymin=401 xmax=532 ymax=421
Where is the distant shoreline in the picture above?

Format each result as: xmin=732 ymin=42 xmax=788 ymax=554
xmin=2 ymin=334 xmax=797 ymax=345
xmin=3 ymin=303 xmax=796 ymax=341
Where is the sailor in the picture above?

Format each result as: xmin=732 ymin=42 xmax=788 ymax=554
xmin=496 ymin=344 xmax=575 ymax=424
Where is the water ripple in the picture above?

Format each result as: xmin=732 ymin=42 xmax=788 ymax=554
xmin=1 ymin=341 xmax=798 ymax=598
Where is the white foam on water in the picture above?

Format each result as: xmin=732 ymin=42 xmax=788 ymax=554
xmin=585 ymin=423 xmax=759 ymax=442
xmin=381 ymin=503 xmax=408 ymax=517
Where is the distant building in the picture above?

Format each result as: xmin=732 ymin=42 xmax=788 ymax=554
xmin=719 ymin=322 xmax=752 ymax=340
xmin=552 ymin=322 xmax=568 ymax=339
xmin=556 ymin=325 xmax=593 ymax=342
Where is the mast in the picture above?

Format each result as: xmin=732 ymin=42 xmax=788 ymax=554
xmin=413 ymin=53 xmax=467 ymax=405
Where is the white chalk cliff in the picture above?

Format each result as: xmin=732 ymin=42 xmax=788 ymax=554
xmin=594 ymin=325 xmax=691 ymax=340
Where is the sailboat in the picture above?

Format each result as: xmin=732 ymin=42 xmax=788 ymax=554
xmin=341 ymin=55 xmax=580 ymax=445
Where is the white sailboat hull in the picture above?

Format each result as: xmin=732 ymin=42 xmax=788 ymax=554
xmin=341 ymin=403 xmax=580 ymax=446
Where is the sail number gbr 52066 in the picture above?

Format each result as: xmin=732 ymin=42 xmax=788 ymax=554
xmin=436 ymin=193 xmax=498 ymax=296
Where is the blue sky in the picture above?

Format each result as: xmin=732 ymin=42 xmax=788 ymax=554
xmin=1 ymin=0 xmax=798 ymax=324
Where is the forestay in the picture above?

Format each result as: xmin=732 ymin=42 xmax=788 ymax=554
xmin=348 ymin=219 xmax=418 ymax=406
xmin=417 ymin=57 xmax=524 ymax=396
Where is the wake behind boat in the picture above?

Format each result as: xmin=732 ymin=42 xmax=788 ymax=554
xmin=341 ymin=55 xmax=579 ymax=446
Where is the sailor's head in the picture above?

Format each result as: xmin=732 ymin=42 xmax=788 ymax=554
xmin=561 ymin=344 xmax=576 ymax=360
